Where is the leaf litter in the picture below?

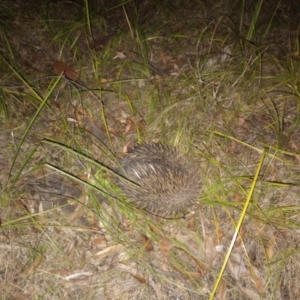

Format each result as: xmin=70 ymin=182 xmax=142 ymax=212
xmin=1 ymin=0 xmax=300 ymax=299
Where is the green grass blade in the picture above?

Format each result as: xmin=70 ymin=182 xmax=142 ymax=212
xmin=209 ymin=148 xmax=267 ymax=299
xmin=8 ymin=74 xmax=63 ymax=183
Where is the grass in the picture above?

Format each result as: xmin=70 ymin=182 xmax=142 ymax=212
xmin=1 ymin=0 xmax=300 ymax=299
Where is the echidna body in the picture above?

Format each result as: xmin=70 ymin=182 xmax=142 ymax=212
xmin=117 ymin=143 xmax=201 ymax=217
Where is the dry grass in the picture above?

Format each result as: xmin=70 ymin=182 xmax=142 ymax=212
xmin=1 ymin=0 xmax=300 ymax=299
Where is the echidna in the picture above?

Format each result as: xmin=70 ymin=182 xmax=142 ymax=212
xmin=117 ymin=143 xmax=201 ymax=217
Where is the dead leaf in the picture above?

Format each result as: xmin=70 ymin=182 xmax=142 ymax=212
xmin=141 ymin=234 xmax=154 ymax=252
xmin=237 ymin=116 xmax=247 ymax=127
xmin=53 ymin=61 xmax=78 ymax=80
xmin=228 ymin=252 xmax=247 ymax=279
xmin=218 ymin=230 xmax=225 ymax=241
xmin=173 ymin=63 xmax=179 ymax=70
xmin=186 ymin=213 xmax=196 ymax=231
xmin=130 ymin=272 xmax=147 ymax=283
xmin=115 ymin=51 xmax=127 ymax=59
xmin=122 ymin=140 xmax=135 ymax=154
xmin=100 ymin=77 xmax=114 ymax=83
xmin=205 ymin=236 xmax=218 ymax=267
xmin=253 ymin=273 xmax=264 ymax=294
xmin=265 ymin=233 xmax=276 ymax=260
xmin=216 ymin=279 xmax=228 ymax=300
xmin=256 ymin=225 xmax=277 ymax=260
xmin=233 ymin=193 xmax=244 ymax=202
xmin=160 ymin=238 xmax=171 ymax=256
xmin=214 ymin=230 xmax=225 ymax=245
xmin=96 ymin=244 xmax=125 ymax=258
xmin=124 ymin=117 xmax=135 ymax=135
xmin=23 ymin=252 xmax=44 ymax=275
xmin=92 ymin=237 xmax=107 ymax=246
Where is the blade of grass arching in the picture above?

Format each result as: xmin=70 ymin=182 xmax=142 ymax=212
xmin=44 ymin=163 xmax=116 ymax=198
xmin=246 ymin=0 xmax=263 ymax=41
xmin=1 ymin=205 xmax=69 ymax=228
xmin=2 ymin=197 xmax=101 ymax=232
xmin=262 ymin=1 xmax=281 ymax=40
xmin=212 ymin=131 xmax=284 ymax=162
xmin=8 ymin=74 xmax=63 ymax=182
xmin=123 ymin=3 xmax=134 ymax=39
xmin=214 ymin=130 xmax=300 ymax=163
xmin=42 ymin=138 xmax=118 ymax=173
xmin=260 ymin=143 xmax=300 ymax=160
xmin=209 ymin=148 xmax=267 ymax=300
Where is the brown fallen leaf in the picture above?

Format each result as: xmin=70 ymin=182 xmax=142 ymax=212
xmin=124 ymin=117 xmax=135 ymax=135
xmin=130 ymin=272 xmax=147 ymax=284
xmin=141 ymin=234 xmax=154 ymax=252
xmin=53 ymin=61 xmax=78 ymax=80
xmin=23 ymin=252 xmax=44 ymax=275
xmin=122 ymin=140 xmax=135 ymax=154
xmin=253 ymin=273 xmax=264 ymax=294
xmin=160 ymin=238 xmax=171 ymax=256
xmin=233 ymin=192 xmax=244 ymax=202
xmin=96 ymin=244 xmax=125 ymax=258
xmin=264 ymin=232 xmax=276 ymax=260
xmin=217 ymin=279 xmax=228 ymax=300
xmin=115 ymin=51 xmax=127 ymax=59
xmin=92 ymin=237 xmax=107 ymax=246
xmin=205 ymin=236 xmax=218 ymax=268
xmin=186 ymin=213 xmax=196 ymax=231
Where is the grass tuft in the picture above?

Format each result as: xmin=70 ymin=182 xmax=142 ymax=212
xmin=1 ymin=0 xmax=300 ymax=299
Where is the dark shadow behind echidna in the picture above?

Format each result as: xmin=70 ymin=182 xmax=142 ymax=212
xmin=116 ymin=143 xmax=201 ymax=217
